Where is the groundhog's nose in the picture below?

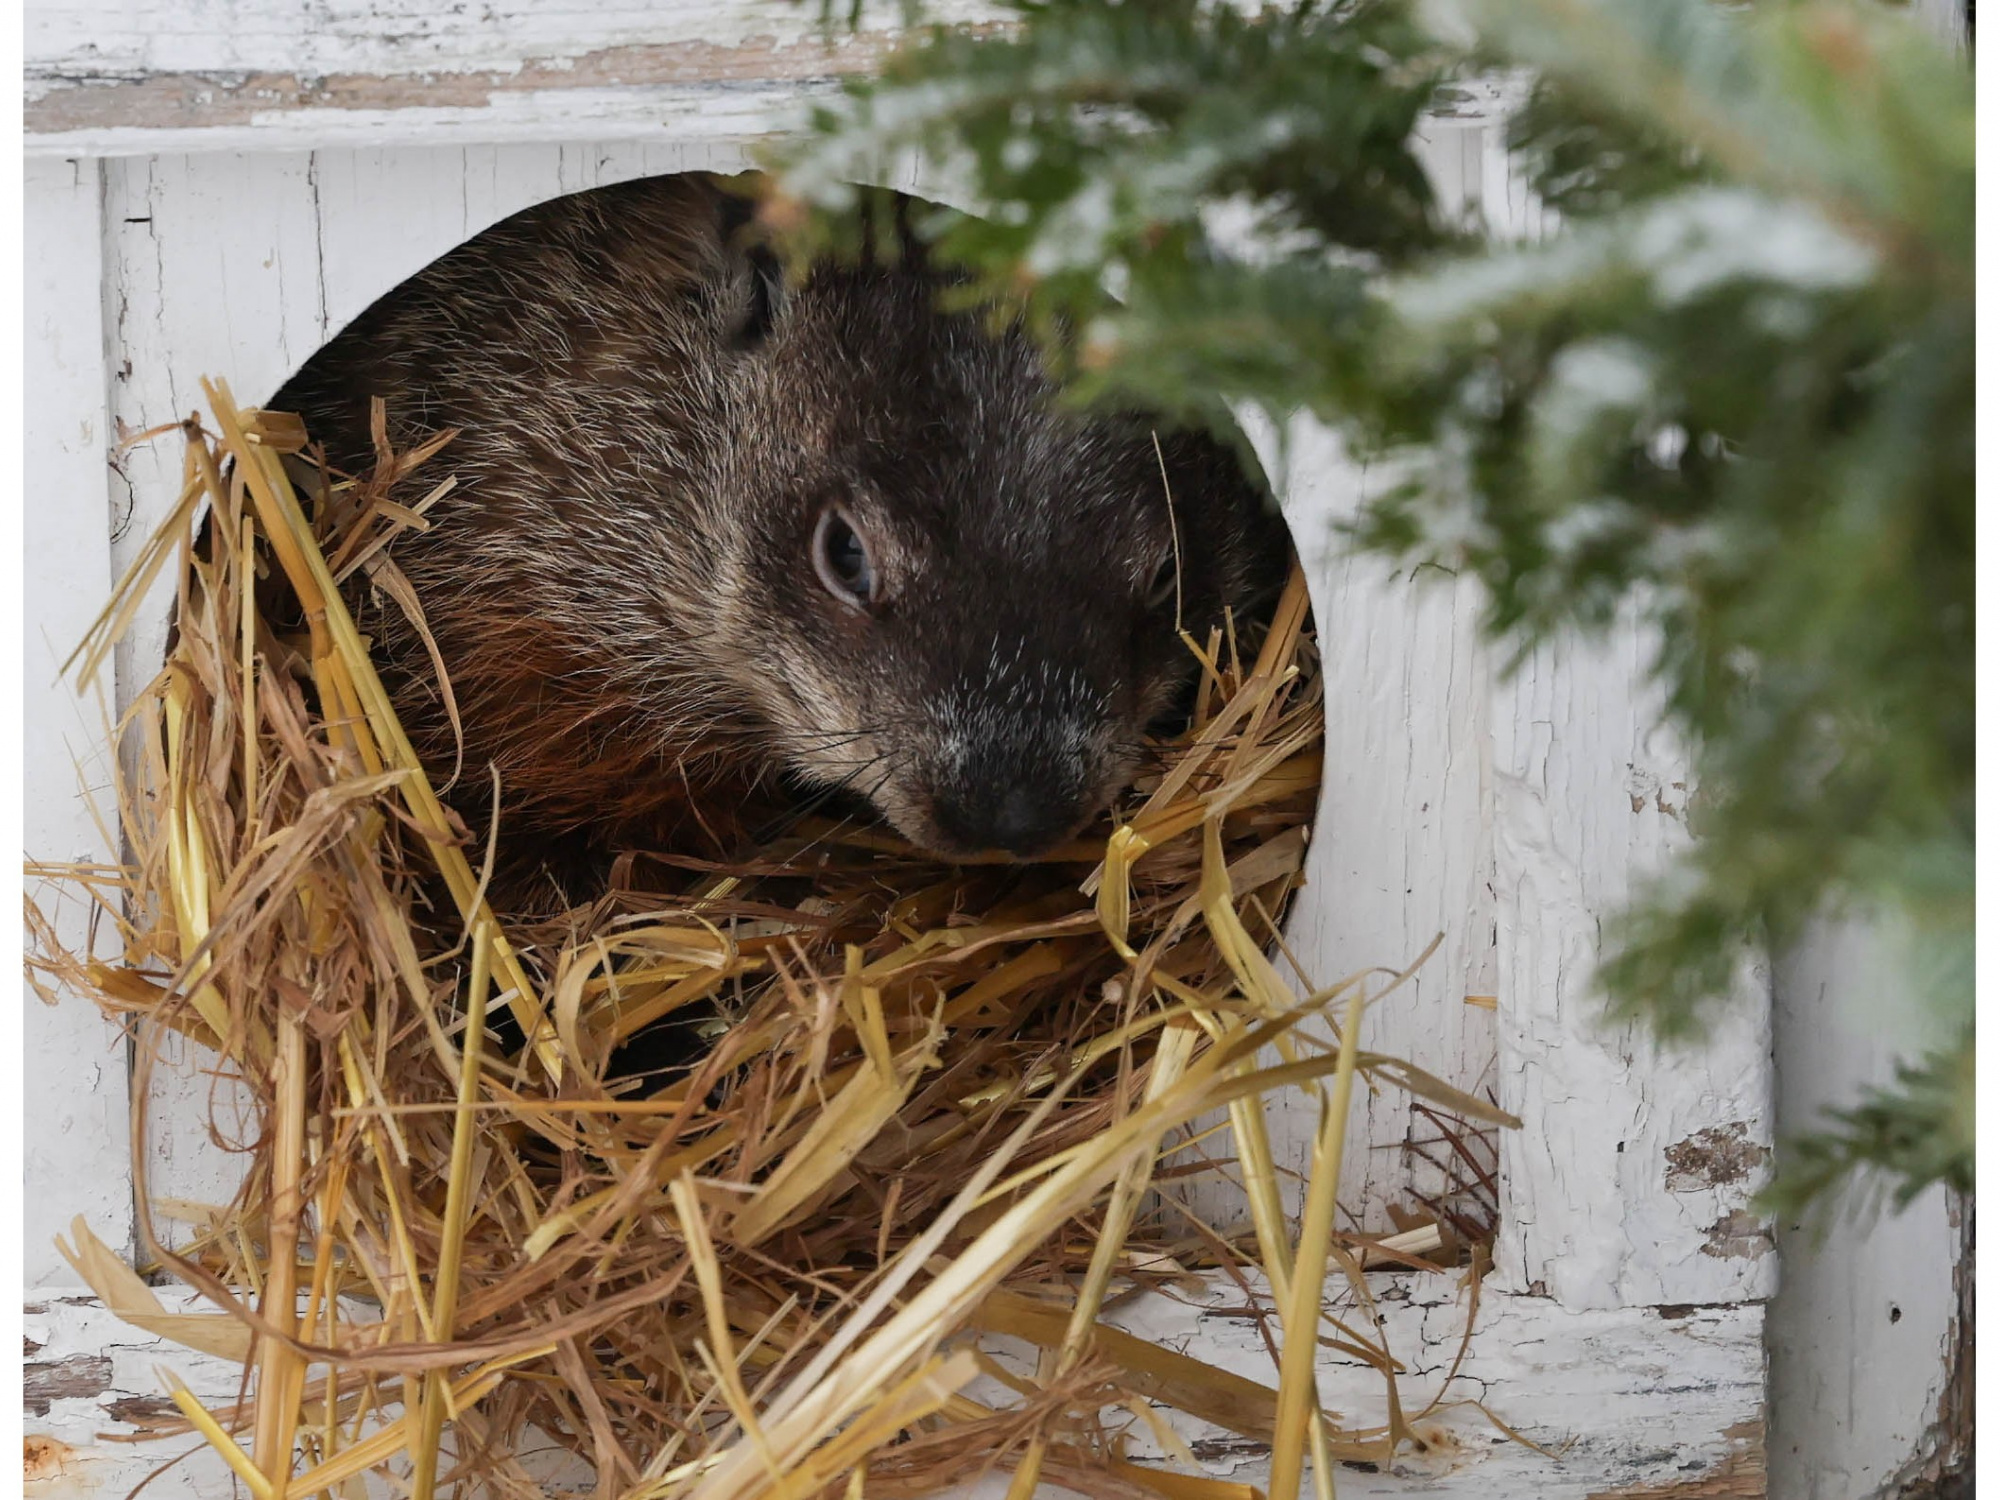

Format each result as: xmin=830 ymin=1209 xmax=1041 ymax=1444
xmin=993 ymin=786 xmax=1071 ymax=855
xmin=935 ymin=783 xmax=1078 ymax=857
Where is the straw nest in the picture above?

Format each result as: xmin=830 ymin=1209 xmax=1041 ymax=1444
xmin=28 ymin=380 xmax=1514 ymax=1500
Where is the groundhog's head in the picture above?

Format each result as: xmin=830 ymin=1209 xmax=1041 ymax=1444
xmin=707 ymin=200 xmax=1293 ymax=857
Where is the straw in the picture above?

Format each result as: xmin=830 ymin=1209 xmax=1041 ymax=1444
xmin=26 ymin=384 xmax=1515 ymax=1498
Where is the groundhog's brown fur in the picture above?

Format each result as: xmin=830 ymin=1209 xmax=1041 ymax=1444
xmin=273 ymin=172 xmax=1290 ymax=905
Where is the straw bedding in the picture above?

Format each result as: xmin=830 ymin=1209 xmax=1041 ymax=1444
xmin=28 ymin=380 xmax=1513 ymax=1499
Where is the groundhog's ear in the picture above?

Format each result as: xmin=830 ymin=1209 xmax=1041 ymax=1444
xmin=853 ymin=187 xmax=931 ymax=272
xmin=712 ymin=187 xmax=788 ymax=350
xmin=722 ymin=240 xmax=787 ymax=350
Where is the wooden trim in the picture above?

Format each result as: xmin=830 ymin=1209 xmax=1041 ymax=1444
xmin=27 ymin=35 xmax=896 ymax=139
xmin=23 ymin=155 xmax=134 ymax=1289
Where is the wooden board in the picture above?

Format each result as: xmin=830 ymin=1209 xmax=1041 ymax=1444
xmin=23 ymin=154 xmax=134 ymax=1290
xmin=1491 ymin=628 xmax=1775 ymax=1311
xmin=1767 ymin=919 xmax=1964 ymax=1497
xmin=27 ymin=0 xmax=1000 ymax=156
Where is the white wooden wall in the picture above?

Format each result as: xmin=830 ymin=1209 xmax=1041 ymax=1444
xmin=23 ymin=136 xmax=1774 ymax=1500
xmin=24 ymin=3 xmax=1959 ymax=1494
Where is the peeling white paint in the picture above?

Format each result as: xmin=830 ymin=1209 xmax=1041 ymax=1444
xmin=24 ymin=1290 xmax=247 ymax=1499
xmin=28 ymin=0 xmax=940 ymax=81
xmin=33 ymin=90 xmax=828 ymax=159
xmin=26 ymin=1 xmax=1005 ymax=159
xmin=23 ymin=1280 xmax=1766 ymax=1498
xmin=1101 ymin=1274 xmax=1767 ymax=1497
xmin=1491 ymin=626 xmax=1775 ymax=1311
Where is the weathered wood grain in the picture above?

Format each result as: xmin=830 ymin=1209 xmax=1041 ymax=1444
xmin=1490 ymin=625 xmax=1776 ymax=1311
xmin=25 ymin=0 xmax=1002 ymax=156
xmin=29 ymin=0 xmax=923 ymax=78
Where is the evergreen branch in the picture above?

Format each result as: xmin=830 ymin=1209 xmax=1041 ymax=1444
xmin=788 ymin=0 xmax=1975 ymax=1210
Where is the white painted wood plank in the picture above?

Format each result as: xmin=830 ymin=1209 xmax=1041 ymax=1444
xmin=1174 ymin=107 xmax=1548 ymax=1240
xmin=25 ymin=1289 xmax=247 ymax=1499
xmin=24 ymin=1289 xmax=598 ymax=1496
xmin=1768 ymin=917 xmax=1962 ymax=1499
xmin=308 ymin=145 xmax=541 ymax=334
xmin=27 ymin=0 xmax=919 ymax=79
xmin=1415 ymin=99 xmax=1776 ymax=1313
xmin=23 ymin=154 xmax=134 ymax=1289
xmin=23 ymin=1276 xmax=1764 ymax=1499
xmin=1297 ymin=477 xmax=1497 ymax=1234
xmin=26 ymin=85 xmax=828 ymax=160
xmin=1491 ymin=624 xmax=1775 ymax=1310
xmin=1764 ymin=28 xmax=1966 ymax=1500
xmin=24 ymin=1 xmax=1002 ymax=158
xmin=1173 ymin=108 xmax=1534 ymax=1241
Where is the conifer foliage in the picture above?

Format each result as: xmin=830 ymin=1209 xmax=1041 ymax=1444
xmin=786 ymin=0 xmax=1973 ymax=1211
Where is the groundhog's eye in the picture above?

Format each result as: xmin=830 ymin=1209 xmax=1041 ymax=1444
xmin=813 ymin=504 xmax=877 ymax=610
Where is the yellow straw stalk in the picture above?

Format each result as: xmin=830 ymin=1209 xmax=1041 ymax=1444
xmin=27 ymin=385 xmax=1514 ymax=1499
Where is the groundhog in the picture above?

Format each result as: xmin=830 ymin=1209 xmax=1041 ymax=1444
xmin=272 ymin=172 xmax=1291 ymax=906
